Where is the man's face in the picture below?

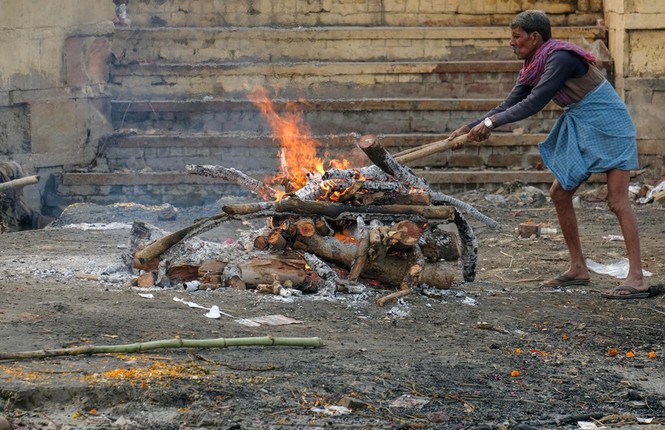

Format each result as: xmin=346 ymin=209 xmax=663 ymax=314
xmin=510 ymin=27 xmax=540 ymax=60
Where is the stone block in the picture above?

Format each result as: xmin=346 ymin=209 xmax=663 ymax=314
xmin=447 ymin=154 xmax=484 ymax=168
xmin=0 ymin=105 xmax=31 ymax=155
xmin=65 ymin=35 xmax=112 ymax=85
xmin=30 ymin=97 xmax=111 ymax=167
xmin=0 ymin=0 xmax=112 ymax=30
xmin=629 ymin=31 xmax=665 ymax=76
xmin=486 ymin=154 xmax=525 ymax=169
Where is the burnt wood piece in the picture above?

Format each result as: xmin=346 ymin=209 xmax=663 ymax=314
xmin=253 ymin=235 xmax=269 ymax=250
xmin=267 ymin=230 xmax=288 ymax=250
xmin=295 ymin=218 xmax=316 ymax=238
xmin=355 ymin=191 xmax=431 ymax=207
xmin=357 ymin=135 xmax=429 ymax=191
xmin=376 ymin=288 xmax=411 ymax=306
xmin=303 ymin=252 xmax=338 ymax=296
xmin=431 ymin=192 xmax=499 ymax=230
xmin=336 ymin=180 xmax=365 ymax=203
xmin=348 ymin=233 xmax=370 ymax=281
xmin=125 ymin=221 xmax=154 ymax=271
xmin=419 ymin=224 xmax=461 ymax=262
xmin=453 ymin=208 xmax=478 ymax=282
xmin=136 ymin=212 xmax=230 ymax=265
xmin=314 ymin=217 xmax=333 ymax=236
xmin=223 ymin=199 xmax=455 ymax=221
xmin=322 ymin=165 xmax=392 ymax=182
xmin=294 ymin=173 xmax=328 ymax=200
xmin=376 ymin=245 xmax=425 ymax=306
xmin=235 ymin=254 xmax=308 ymax=287
xmin=297 ymin=234 xmax=455 ymax=289
xmin=186 ymin=164 xmax=276 ymax=201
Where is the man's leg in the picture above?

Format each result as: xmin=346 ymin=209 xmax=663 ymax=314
xmin=540 ymin=180 xmax=590 ymax=285
xmin=603 ymin=168 xmax=647 ymax=296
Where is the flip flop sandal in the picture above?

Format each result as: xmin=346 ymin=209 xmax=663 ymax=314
xmin=602 ymin=286 xmax=651 ymax=300
xmin=539 ymin=275 xmax=591 ymax=288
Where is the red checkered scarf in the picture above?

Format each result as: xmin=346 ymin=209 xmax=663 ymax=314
xmin=518 ymin=39 xmax=597 ymax=105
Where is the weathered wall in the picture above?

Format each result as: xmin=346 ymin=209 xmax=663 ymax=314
xmin=127 ymin=0 xmax=603 ymax=27
xmin=604 ymin=0 xmax=665 ymax=173
xmin=0 ymin=0 xmax=114 ymax=208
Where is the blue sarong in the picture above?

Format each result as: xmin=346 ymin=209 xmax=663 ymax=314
xmin=539 ymin=80 xmax=639 ymax=190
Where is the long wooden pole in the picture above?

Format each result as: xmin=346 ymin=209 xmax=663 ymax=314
xmin=393 ymin=134 xmax=469 ymax=164
xmin=0 ymin=175 xmax=39 ymax=192
xmin=0 ymin=336 xmax=323 ymax=360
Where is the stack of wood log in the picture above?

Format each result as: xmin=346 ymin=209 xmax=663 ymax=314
xmin=129 ymin=133 xmax=499 ymax=305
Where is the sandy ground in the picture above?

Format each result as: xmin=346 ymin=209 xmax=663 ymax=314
xmin=0 ymin=185 xmax=664 ymax=430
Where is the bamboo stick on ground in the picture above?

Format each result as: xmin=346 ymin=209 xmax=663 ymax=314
xmin=0 ymin=336 xmax=324 ymax=360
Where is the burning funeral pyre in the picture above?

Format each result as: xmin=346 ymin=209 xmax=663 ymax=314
xmin=128 ymin=89 xmax=499 ymax=306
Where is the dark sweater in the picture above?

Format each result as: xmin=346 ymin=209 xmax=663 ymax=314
xmin=470 ymin=50 xmax=592 ymax=129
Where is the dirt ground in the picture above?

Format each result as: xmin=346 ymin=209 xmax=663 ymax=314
xmin=1 ymin=184 xmax=664 ymax=430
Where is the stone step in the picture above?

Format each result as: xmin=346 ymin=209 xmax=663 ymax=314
xmin=125 ymin=0 xmax=602 ymax=28
xmin=110 ymin=60 xmax=524 ymax=100
xmin=110 ymin=98 xmax=563 ymax=136
xmin=112 ymin=26 xmax=606 ymax=64
xmin=52 ymin=169 xmax=608 ymax=209
xmin=101 ymin=131 xmax=548 ymax=172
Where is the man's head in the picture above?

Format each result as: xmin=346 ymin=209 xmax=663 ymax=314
xmin=509 ymin=10 xmax=551 ymax=59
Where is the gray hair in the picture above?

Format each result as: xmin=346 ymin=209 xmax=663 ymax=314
xmin=510 ymin=10 xmax=551 ymax=41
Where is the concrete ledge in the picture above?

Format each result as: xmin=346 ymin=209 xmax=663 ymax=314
xmin=114 ymin=26 xmax=605 ymax=41
xmin=110 ymin=98 xmax=563 ymax=113
xmin=112 ymin=26 xmax=606 ymax=63
xmin=109 ymin=131 xmax=547 ymax=149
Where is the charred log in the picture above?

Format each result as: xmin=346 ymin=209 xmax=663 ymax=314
xmin=223 ymin=199 xmax=455 ymax=221
xmin=357 ymin=135 xmax=429 ymax=191
xmin=453 ymin=208 xmax=478 ymax=282
xmin=186 ymin=164 xmax=277 ymax=201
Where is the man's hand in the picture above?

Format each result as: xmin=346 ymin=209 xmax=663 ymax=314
xmin=448 ymin=126 xmax=471 ymax=149
xmin=467 ymin=122 xmax=492 ymax=143
xmin=449 ymin=126 xmax=470 ymax=140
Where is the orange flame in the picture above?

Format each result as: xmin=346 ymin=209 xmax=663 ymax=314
xmin=250 ymin=87 xmax=325 ymax=191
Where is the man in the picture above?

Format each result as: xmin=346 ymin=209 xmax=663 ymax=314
xmin=449 ymin=10 xmax=653 ymax=299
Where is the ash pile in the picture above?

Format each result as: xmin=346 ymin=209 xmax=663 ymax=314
xmin=126 ymin=135 xmax=498 ymax=306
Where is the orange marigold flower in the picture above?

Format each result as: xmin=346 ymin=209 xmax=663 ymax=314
xmin=515 ymin=348 xmax=523 ymax=354
xmin=511 ymin=370 xmax=520 ymax=377
xmin=626 ymin=351 xmax=635 ymax=358
xmin=648 ymin=351 xmax=657 ymax=359
xmin=607 ymin=348 xmax=619 ymax=357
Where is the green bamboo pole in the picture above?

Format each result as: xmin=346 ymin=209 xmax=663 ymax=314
xmin=0 ymin=336 xmax=323 ymax=361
